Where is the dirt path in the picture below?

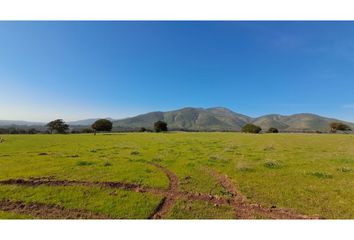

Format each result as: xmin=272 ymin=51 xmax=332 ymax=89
xmin=208 ymin=170 xmax=321 ymax=219
xmin=0 ymin=178 xmax=143 ymax=191
xmin=147 ymin=162 xmax=179 ymax=219
xmin=0 ymin=199 xmax=111 ymax=219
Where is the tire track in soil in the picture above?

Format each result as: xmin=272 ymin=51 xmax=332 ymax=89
xmin=147 ymin=162 xmax=179 ymax=219
xmin=0 ymin=165 xmax=320 ymax=219
xmin=208 ymin=170 xmax=321 ymax=219
xmin=0 ymin=199 xmax=111 ymax=219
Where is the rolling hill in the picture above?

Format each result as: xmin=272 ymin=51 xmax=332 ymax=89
xmin=113 ymin=107 xmax=354 ymax=132
xmin=1 ymin=107 xmax=353 ymax=132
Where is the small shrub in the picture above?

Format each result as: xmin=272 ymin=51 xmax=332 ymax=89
xmin=38 ymin=152 xmax=48 ymax=156
xmin=131 ymin=151 xmax=140 ymax=155
xmin=103 ymin=161 xmax=112 ymax=167
xmin=77 ymin=161 xmax=95 ymax=166
xmin=267 ymin=127 xmax=279 ymax=133
xmin=263 ymin=145 xmax=275 ymax=151
xmin=264 ymin=160 xmax=282 ymax=169
xmin=309 ymin=171 xmax=333 ymax=179
xmin=71 ymin=154 xmax=79 ymax=158
xmin=241 ymin=124 xmax=262 ymax=134
xmin=337 ymin=167 xmax=352 ymax=173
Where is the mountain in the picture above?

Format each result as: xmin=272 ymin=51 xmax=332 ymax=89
xmin=252 ymin=113 xmax=354 ymax=132
xmin=113 ymin=107 xmax=354 ymax=132
xmin=68 ymin=118 xmax=114 ymax=126
xmin=113 ymin=107 xmax=252 ymax=131
xmin=1 ymin=108 xmax=353 ymax=132
xmin=0 ymin=120 xmax=45 ymax=126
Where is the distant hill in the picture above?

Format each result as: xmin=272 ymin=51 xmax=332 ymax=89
xmin=113 ymin=107 xmax=354 ymax=132
xmin=1 ymin=108 xmax=353 ymax=132
xmin=0 ymin=120 xmax=44 ymax=126
xmin=0 ymin=118 xmax=114 ymax=128
xmin=67 ymin=118 xmax=114 ymax=126
xmin=113 ymin=107 xmax=251 ymax=131
xmin=251 ymin=113 xmax=354 ymax=132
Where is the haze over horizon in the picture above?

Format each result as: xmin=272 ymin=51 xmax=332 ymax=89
xmin=1 ymin=22 xmax=354 ymax=122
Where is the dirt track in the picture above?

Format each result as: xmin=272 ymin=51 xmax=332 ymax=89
xmin=0 ymin=162 xmax=320 ymax=219
xmin=148 ymin=162 xmax=179 ymax=219
xmin=0 ymin=199 xmax=111 ymax=219
xmin=208 ymin=170 xmax=320 ymax=219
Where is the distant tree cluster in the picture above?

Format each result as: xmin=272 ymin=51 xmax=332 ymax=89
xmin=0 ymin=128 xmax=40 ymax=134
xmin=241 ymin=123 xmax=262 ymax=134
xmin=330 ymin=122 xmax=351 ymax=133
xmin=91 ymin=119 xmax=113 ymax=135
xmin=267 ymin=127 xmax=279 ymax=133
xmin=47 ymin=119 xmax=69 ymax=134
xmin=154 ymin=121 xmax=168 ymax=132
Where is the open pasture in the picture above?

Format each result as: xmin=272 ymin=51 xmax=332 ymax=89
xmin=0 ymin=132 xmax=353 ymax=219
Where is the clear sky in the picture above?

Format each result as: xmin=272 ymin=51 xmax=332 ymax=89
xmin=1 ymin=21 xmax=354 ymax=122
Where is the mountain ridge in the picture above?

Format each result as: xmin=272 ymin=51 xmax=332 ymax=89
xmin=1 ymin=107 xmax=353 ymax=132
xmin=112 ymin=107 xmax=354 ymax=132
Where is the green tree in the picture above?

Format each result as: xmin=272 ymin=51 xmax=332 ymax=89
xmin=267 ymin=127 xmax=279 ymax=133
xmin=330 ymin=122 xmax=351 ymax=133
xmin=91 ymin=119 xmax=113 ymax=134
xmin=241 ymin=123 xmax=262 ymax=134
xmin=154 ymin=121 xmax=168 ymax=132
xmin=46 ymin=119 xmax=69 ymax=134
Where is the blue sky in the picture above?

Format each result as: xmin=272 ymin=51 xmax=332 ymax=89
xmin=1 ymin=21 xmax=354 ymax=122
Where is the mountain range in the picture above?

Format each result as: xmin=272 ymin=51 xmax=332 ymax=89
xmin=112 ymin=107 xmax=354 ymax=132
xmin=1 ymin=107 xmax=353 ymax=132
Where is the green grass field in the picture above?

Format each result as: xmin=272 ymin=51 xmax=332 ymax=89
xmin=0 ymin=132 xmax=353 ymax=219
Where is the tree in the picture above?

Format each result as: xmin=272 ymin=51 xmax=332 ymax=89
xmin=330 ymin=122 xmax=351 ymax=133
xmin=91 ymin=119 xmax=113 ymax=134
xmin=154 ymin=121 xmax=168 ymax=132
xmin=46 ymin=119 xmax=69 ymax=134
xmin=267 ymin=127 xmax=279 ymax=133
xmin=139 ymin=127 xmax=147 ymax=132
xmin=241 ymin=123 xmax=262 ymax=134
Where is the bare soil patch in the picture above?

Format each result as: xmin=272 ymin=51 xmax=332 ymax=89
xmin=0 ymin=199 xmax=111 ymax=219
xmin=148 ymin=162 xmax=179 ymax=219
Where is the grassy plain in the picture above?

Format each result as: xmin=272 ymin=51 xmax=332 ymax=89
xmin=0 ymin=132 xmax=354 ymax=219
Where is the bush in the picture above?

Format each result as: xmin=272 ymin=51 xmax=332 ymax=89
xmin=241 ymin=124 xmax=262 ymax=134
xmin=154 ymin=121 xmax=168 ymax=132
xmin=264 ymin=160 xmax=282 ymax=169
xmin=139 ymin=127 xmax=147 ymax=132
xmin=330 ymin=122 xmax=351 ymax=133
xmin=92 ymin=119 xmax=113 ymax=132
xmin=267 ymin=127 xmax=279 ymax=133
xmin=81 ymin=128 xmax=94 ymax=133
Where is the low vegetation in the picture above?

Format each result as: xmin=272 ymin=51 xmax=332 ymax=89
xmin=330 ymin=122 xmax=351 ymax=133
xmin=0 ymin=132 xmax=354 ymax=219
xmin=154 ymin=121 xmax=168 ymax=132
xmin=241 ymin=123 xmax=262 ymax=133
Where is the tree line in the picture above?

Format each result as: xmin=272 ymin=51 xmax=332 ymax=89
xmin=0 ymin=119 xmax=351 ymax=134
xmin=240 ymin=122 xmax=351 ymax=134
xmin=44 ymin=119 xmax=168 ymax=134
